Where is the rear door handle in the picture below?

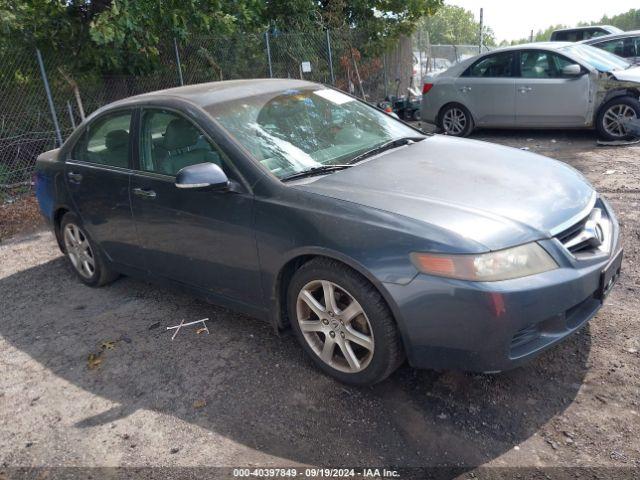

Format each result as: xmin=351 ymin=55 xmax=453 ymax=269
xmin=518 ymin=86 xmax=533 ymax=93
xmin=133 ymin=187 xmax=157 ymax=199
xmin=67 ymin=171 xmax=83 ymax=183
xmin=458 ymin=86 xmax=472 ymax=93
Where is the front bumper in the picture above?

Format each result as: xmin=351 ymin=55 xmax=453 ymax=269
xmin=387 ymin=255 xmax=617 ymax=372
xmin=385 ymin=204 xmax=622 ymax=372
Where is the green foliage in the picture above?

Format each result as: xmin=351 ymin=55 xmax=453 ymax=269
xmin=414 ymin=5 xmax=495 ymax=47
xmin=0 ymin=0 xmax=444 ymax=76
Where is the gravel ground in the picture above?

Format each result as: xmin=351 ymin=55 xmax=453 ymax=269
xmin=1 ymin=129 xmax=639 ymax=477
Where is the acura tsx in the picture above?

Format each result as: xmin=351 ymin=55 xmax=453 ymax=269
xmin=35 ymin=79 xmax=623 ymax=385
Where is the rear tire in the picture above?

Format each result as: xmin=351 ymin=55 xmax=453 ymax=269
xmin=60 ymin=213 xmax=119 ymax=287
xmin=438 ymin=103 xmax=474 ymax=137
xmin=287 ymin=258 xmax=404 ymax=385
xmin=596 ymin=96 xmax=640 ymax=141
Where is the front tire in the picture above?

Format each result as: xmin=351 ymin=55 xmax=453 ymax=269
xmin=287 ymin=258 xmax=404 ymax=385
xmin=596 ymin=96 xmax=640 ymax=141
xmin=438 ymin=103 xmax=474 ymax=137
xmin=60 ymin=213 xmax=118 ymax=287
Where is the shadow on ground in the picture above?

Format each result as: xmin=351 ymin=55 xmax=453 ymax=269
xmin=0 ymin=256 xmax=591 ymax=467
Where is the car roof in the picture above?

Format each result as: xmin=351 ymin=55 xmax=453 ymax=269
xmin=582 ymin=29 xmax=640 ymax=44
xmin=552 ymin=25 xmax=621 ymax=33
xmin=481 ymin=42 xmax=574 ymax=54
xmin=98 ymin=78 xmax=320 ymax=113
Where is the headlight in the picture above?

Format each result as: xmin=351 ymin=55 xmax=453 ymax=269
xmin=410 ymin=243 xmax=558 ymax=282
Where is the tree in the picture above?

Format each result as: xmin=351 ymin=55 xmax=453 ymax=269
xmin=1 ymin=0 xmax=444 ymax=74
xmin=414 ymin=5 xmax=495 ymax=47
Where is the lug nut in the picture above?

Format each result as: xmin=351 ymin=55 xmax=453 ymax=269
xmin=340 ymin=332 xmax=345 ymax=339
xmin=329 ymin=331 xmax=335 ymax=338
xmin=322 ymin=319 xmax=329 ymax=325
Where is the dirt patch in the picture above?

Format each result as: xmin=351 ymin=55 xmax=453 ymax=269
xmin=0 ymin=130 xmax=639 ymax=474
xmin=0 ymin=195 xmax=44 ymax=242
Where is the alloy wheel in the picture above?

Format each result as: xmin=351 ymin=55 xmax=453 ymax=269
xmin=602 ymin=104 xmax=637 ymax=138
xmin=63 ymin=223 xmax=96 ymax=279
xmin=296 ymin=280 xmax=374 ymax=373
xmin=442 ymin=107 xmax=467 ymax=135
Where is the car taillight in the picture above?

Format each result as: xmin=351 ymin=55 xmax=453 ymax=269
xmin=422 ymin=83 xmax=434 ymax=95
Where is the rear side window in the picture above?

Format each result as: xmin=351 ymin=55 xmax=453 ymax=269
xmin=464 ymin=52 xmax=515 ymax=78
xmin=72 ymin=112 xmax=132 ymax=168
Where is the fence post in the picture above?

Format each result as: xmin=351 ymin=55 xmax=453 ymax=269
xmin=326 ymin=29 xmax=335 ymax=85
xmin=66 ymin=101 xmax=76 ymax=129
xmin=265 ymin=31 xmax=273 ymax=78
xmin=382 ymin=53 xmax=388 ymax=99
xmin=174 ymin=37 xmax=184 ymax=86
xmin=36 ymin=49 xmax=62 ymax=147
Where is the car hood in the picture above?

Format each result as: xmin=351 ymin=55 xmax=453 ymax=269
xmin=611 ymin=66 xmax=640 ymax=82
xmin=294 ymin=135 xmax=595 ymax=251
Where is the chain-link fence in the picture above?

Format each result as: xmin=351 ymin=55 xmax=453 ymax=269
xmin=0 ymin=30 xmax=485 ymax=200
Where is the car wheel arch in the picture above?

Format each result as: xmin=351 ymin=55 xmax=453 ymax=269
xmin=271 ymin=249 xmax=406 ymax=341
xmin=600 ymin=88 xmax=640 ymax=105
xmin=53 ymin=206 xmax=71 ymax=252
xmin=437 ymin=101 xmax=475 ymax=132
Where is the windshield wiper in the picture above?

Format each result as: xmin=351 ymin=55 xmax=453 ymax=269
xmin=347 ymin=136 xmax=424 ymax=165
xmin=281 ymin=164 xmax=353 ymax=182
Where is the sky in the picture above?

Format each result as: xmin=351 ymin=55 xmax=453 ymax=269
xmin=446 ymin=0 xmax=639 ymax=42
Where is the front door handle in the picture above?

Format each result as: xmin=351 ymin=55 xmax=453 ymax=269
xmin=67 ymin=171 xmax=83 ymax=183
xmin=133 ymin=187 xmax=157 ymax=199
xmin=458 ymin=86 xmax=472 ymax=93
xmin=518 ymin=86 xmax=533 ymax=93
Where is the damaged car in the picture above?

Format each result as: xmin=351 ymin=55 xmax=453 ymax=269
xmin=421 ymin=42 xmax=640 ymax=140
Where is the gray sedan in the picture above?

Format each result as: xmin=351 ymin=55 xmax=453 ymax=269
xmin=421 ymin=42 xmax=640 ymax=140
xmin=36 ymin=79 xmax=622 ymax=385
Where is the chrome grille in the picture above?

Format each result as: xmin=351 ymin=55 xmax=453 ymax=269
xmin=556 ymin=207 xmax=612 ymax=257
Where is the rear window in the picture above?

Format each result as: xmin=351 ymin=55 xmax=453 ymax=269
xmin=463 ymin=52 xmax=515 ymax=78
xmin=552 ymin=28 xmax=612 ymax=42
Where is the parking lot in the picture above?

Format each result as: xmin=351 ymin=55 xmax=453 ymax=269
xmin=1 ymin=129 xmax=639 ymax=474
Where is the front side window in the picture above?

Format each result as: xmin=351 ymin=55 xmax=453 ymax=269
xmin=464 ymin=52 xmax=515 ymax=78
xmin=207 ymin=88 xmax=421 ymax=180
xmin=72 ymin=111 xmax=132 ymax=168
xmin=520 ymin=51 xmax=575 ymax=78
xmin=139 ymin=109 xmax=227 ymax=176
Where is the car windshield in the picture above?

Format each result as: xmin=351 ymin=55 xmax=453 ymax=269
xmin=560 ymin=44 xmax=631 ymax=72
xmin=207 ymin=87 xmax=422 ymax=179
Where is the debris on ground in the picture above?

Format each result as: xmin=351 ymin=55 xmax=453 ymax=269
xmin=597 ymin=139 xmax=640 ymax=147
xmin=167 ymin=318 xmax=210 ymax=340
xmin=0 ymin=195 xmax=43 ymax=241
xmin=87 ymin=353 xmax=103 ymax=370
xmin=604 ymin=170 xmax=617 ymax=175
xmin=101 ymin=341 xmax=117 ymax=350
xmin=148 ymin=322 xmax=160 ymax=330
xmin=193 ymin=400 xmax=206 ymax=409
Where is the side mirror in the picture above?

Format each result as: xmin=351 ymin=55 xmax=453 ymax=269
xmin=175 ymin=162 xmax=229 ymax=191
xmin=562 ymin=64 xmax=583 ymax=76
